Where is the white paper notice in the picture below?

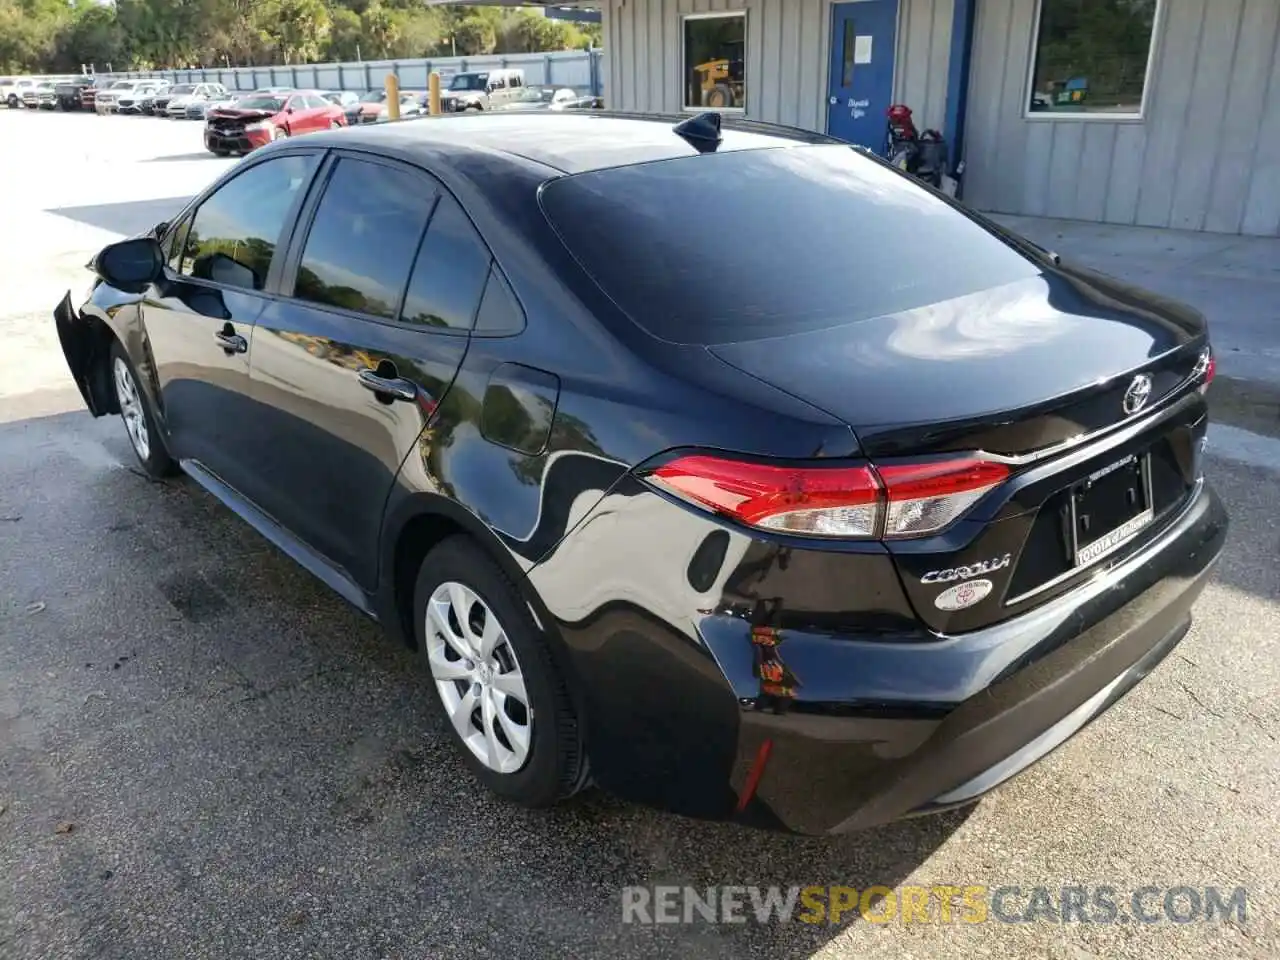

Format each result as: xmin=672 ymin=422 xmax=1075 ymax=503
xmin=854 ymin=35 xmax=873 ymax=64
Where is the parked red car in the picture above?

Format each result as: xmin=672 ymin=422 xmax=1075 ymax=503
xmin=204 ymin=90 xmax=346 ymax=156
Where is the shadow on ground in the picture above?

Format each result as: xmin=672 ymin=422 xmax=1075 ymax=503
xmin=141 ymin=152 xmax=229 ymax=163
xmin=0 ymin=407 xmax=967 ymax=960
xmin=47 ymin=196 xmax=194 ymax=236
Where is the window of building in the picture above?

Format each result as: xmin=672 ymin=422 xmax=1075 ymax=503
xmin=1027 ymin=0 xmax=1159 ymax=118
xmin=682 ymin=12 xmax=746 ymax=112
xmin=293 ymin=158 xmax=436 ymax=320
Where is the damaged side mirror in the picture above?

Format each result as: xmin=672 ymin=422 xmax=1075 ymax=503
xmin=92 ymin=237 xmax=163 ymax=293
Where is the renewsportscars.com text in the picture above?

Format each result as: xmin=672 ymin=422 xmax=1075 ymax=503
xmin=621 ymin=884 xmax=1248 ymax=925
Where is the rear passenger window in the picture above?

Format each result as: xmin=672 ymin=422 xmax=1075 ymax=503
xmin=400 ymin=195 xmax=491 ymax=330
xmin=293 ymin=158 xmax=436 ymax=319
xmin=305 ymin=94 xmax=329 ymax=109
xmin=473 ymin=267 xmax=525 ymax=335
xmin=179 ymin=153 xmax=319 ymax=290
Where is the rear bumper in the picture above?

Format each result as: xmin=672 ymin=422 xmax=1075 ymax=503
xmin=531 ymin=478 xmax=1227 ymax=835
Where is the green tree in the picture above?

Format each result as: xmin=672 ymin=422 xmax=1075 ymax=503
xmin=451 ymin=15 xmax=496 ymax=56
xmin=325 ymin=6 xmax=363 ymax=61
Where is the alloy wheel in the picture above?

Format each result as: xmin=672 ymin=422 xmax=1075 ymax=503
xmin=112 ymin=356 xmax=151 ymax=462
xmin=425 ymin=581 xmax=532 ymax=774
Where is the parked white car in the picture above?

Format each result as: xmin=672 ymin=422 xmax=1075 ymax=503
xmin=165 ymin=83 xmax=229 ymax=118
xmin=96 ymin=79 xmax=152 ymax=114
xmin=116 ymin=80 xmax=169 ymax=114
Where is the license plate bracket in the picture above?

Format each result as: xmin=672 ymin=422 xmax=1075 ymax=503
xmin=1069 ymin=452 xmax=1154 ymax=568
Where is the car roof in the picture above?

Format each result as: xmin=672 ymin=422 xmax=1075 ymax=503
xmin=303 ymin=110 xmax=842 ymax=175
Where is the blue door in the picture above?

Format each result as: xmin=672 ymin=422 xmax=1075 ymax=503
xmin=826 ymin=0 xmax=899 ymax=149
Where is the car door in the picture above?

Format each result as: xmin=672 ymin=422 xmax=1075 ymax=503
xmin=282 ymin=94 xmax=311 ymax=133
xmin=305 ymin=93 xmax=338 ymax=128
xmin=143 ymin=151 xmax=322 ymax=494
xmin=248 ymin=153 xmax=490 ymax=589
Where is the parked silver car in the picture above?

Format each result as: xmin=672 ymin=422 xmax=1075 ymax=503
xmin=165 ymin=83 xmax=229 ymax=118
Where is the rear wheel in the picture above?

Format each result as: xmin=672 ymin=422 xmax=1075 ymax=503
xmin=6 ymin=95 xmax=18 ymax=108
xmin=109 ymin=342 xmax=177 ymax=479
xmin=413 ymin=536 xmax=585 ymax=806
xmin=329 ymin=120 xmax=341 ymax=129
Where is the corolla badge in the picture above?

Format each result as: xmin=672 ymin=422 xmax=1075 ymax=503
xmin=921 ymin=554 xmax=1011 ymax=584
xmin=1123 ymin=374 xmax=1153 ymax=416
xmin=935 ymin=579 xmax=994 ymax=611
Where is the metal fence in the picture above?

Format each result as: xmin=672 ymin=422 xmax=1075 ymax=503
xmin=81 ymin=49 xmax=604 ymax=95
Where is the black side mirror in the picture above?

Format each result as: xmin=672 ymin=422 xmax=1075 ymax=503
xmin=93 ymin=237 xmax=163 ymax=293
xmin=152 ymin=221 xmax=169 ymax=238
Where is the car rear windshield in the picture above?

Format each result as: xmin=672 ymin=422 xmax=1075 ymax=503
xmin=170 ymin=84 xmax=195 ymax=94
xmin=539 ymin=144 xmax=1043 ymax=345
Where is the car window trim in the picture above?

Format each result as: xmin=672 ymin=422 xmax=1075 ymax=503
xmin=279 ymin=150 xmax=463 ymax=332
xmin=278 ymin=144 xmax=525 ymax=337
xmin=164 ymin=148 xmax=327 ymax=297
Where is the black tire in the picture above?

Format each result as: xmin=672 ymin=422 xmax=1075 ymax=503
xmin=7 ymin=95 xmax=19 ymax=109
xmin=108 ymin=341 xmax=178 ymax=479
xmin=413 ymin=535 xmax=585 ymax=807
xmin=705 ymin=83 xmax=734 ymax=108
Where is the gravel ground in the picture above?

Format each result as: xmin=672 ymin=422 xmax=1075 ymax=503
xmin=1 ymin=109 xmax=1278 ymax=960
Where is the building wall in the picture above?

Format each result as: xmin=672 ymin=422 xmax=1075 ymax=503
xmin=964 ymin=0 xmax=1280 ymax=237
xmin=602 ymin=0 xmax=954 ymax=133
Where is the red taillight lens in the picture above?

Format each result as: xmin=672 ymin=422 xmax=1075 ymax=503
xmin=876 ymin=458 xmax=1010 ymax=537
xmin=642 ymin=454 xmax=1009 ymax=539
xmin=646 ymin=455 xmax=882 ymax=537
xmin=1197 ymin=347 xmax=1215 ymax=395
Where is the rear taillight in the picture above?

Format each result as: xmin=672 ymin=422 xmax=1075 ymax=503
xmin=642 ymin=454 xmax=1009 ymax=540
xmin=876 ymin=458 xmax=1010 ymax=537
xmin=646 ymin=455 xmax=881 ymax=537
xmin=1195 ymin=346 xmax=1215 ymax=395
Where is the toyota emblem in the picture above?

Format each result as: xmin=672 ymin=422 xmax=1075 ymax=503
xmin=1123 ymin=374 xmax=1153 ymax=416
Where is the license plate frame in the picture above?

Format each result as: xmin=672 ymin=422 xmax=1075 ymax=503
xmin=1069 ymin=452 xmax=1154 ymax=568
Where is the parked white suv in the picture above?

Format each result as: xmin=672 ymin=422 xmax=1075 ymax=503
xmin=439 ymin=69 xmax=526 ymax=112
xmin=95 ymin=79 xmax=150 ymax=114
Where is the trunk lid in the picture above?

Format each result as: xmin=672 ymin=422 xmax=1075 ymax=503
xmin=708 ymin=265 xmax=1206 ymax=459
xmin=708 ymin=264 xmax=1210 ymax=634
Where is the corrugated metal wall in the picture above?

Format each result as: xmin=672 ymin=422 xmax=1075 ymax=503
xmin=602 ymin=0 xmax=953 ymax=133
xmin=964 ymin=0 xmax=1280 ymax=237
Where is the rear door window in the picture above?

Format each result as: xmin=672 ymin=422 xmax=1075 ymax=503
xmin=540 ymin=144 xmax=1042 ymax=345
xmin=400 ymin=195 xmax=492 ymax=331
xmin=291 ymin=158 xmax=436 ymax=319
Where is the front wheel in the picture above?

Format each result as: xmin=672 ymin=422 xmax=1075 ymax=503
xmin=413 ymin=536 xmax=586 ymax=806
xmin=109 ymin=342 xmax=178 ymax=478
xmin=6 ymin=95 xmax=19 ymax=108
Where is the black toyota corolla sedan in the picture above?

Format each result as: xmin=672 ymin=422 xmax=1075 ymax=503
xmin=53 ymin=111 xmax=1227 ymax=835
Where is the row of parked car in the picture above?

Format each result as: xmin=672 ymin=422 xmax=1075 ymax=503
xmin=2 ymin=70 xmax=604 ymax=157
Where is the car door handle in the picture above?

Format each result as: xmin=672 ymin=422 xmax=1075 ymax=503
xmin=214 ymin=330 xmax=248 ymax=354
xmin=358 ymin=368 xmax=417 ymax=402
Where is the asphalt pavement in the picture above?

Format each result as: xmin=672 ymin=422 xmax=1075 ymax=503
xmin=1 ymin=109 xmax=1278 ymax=960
